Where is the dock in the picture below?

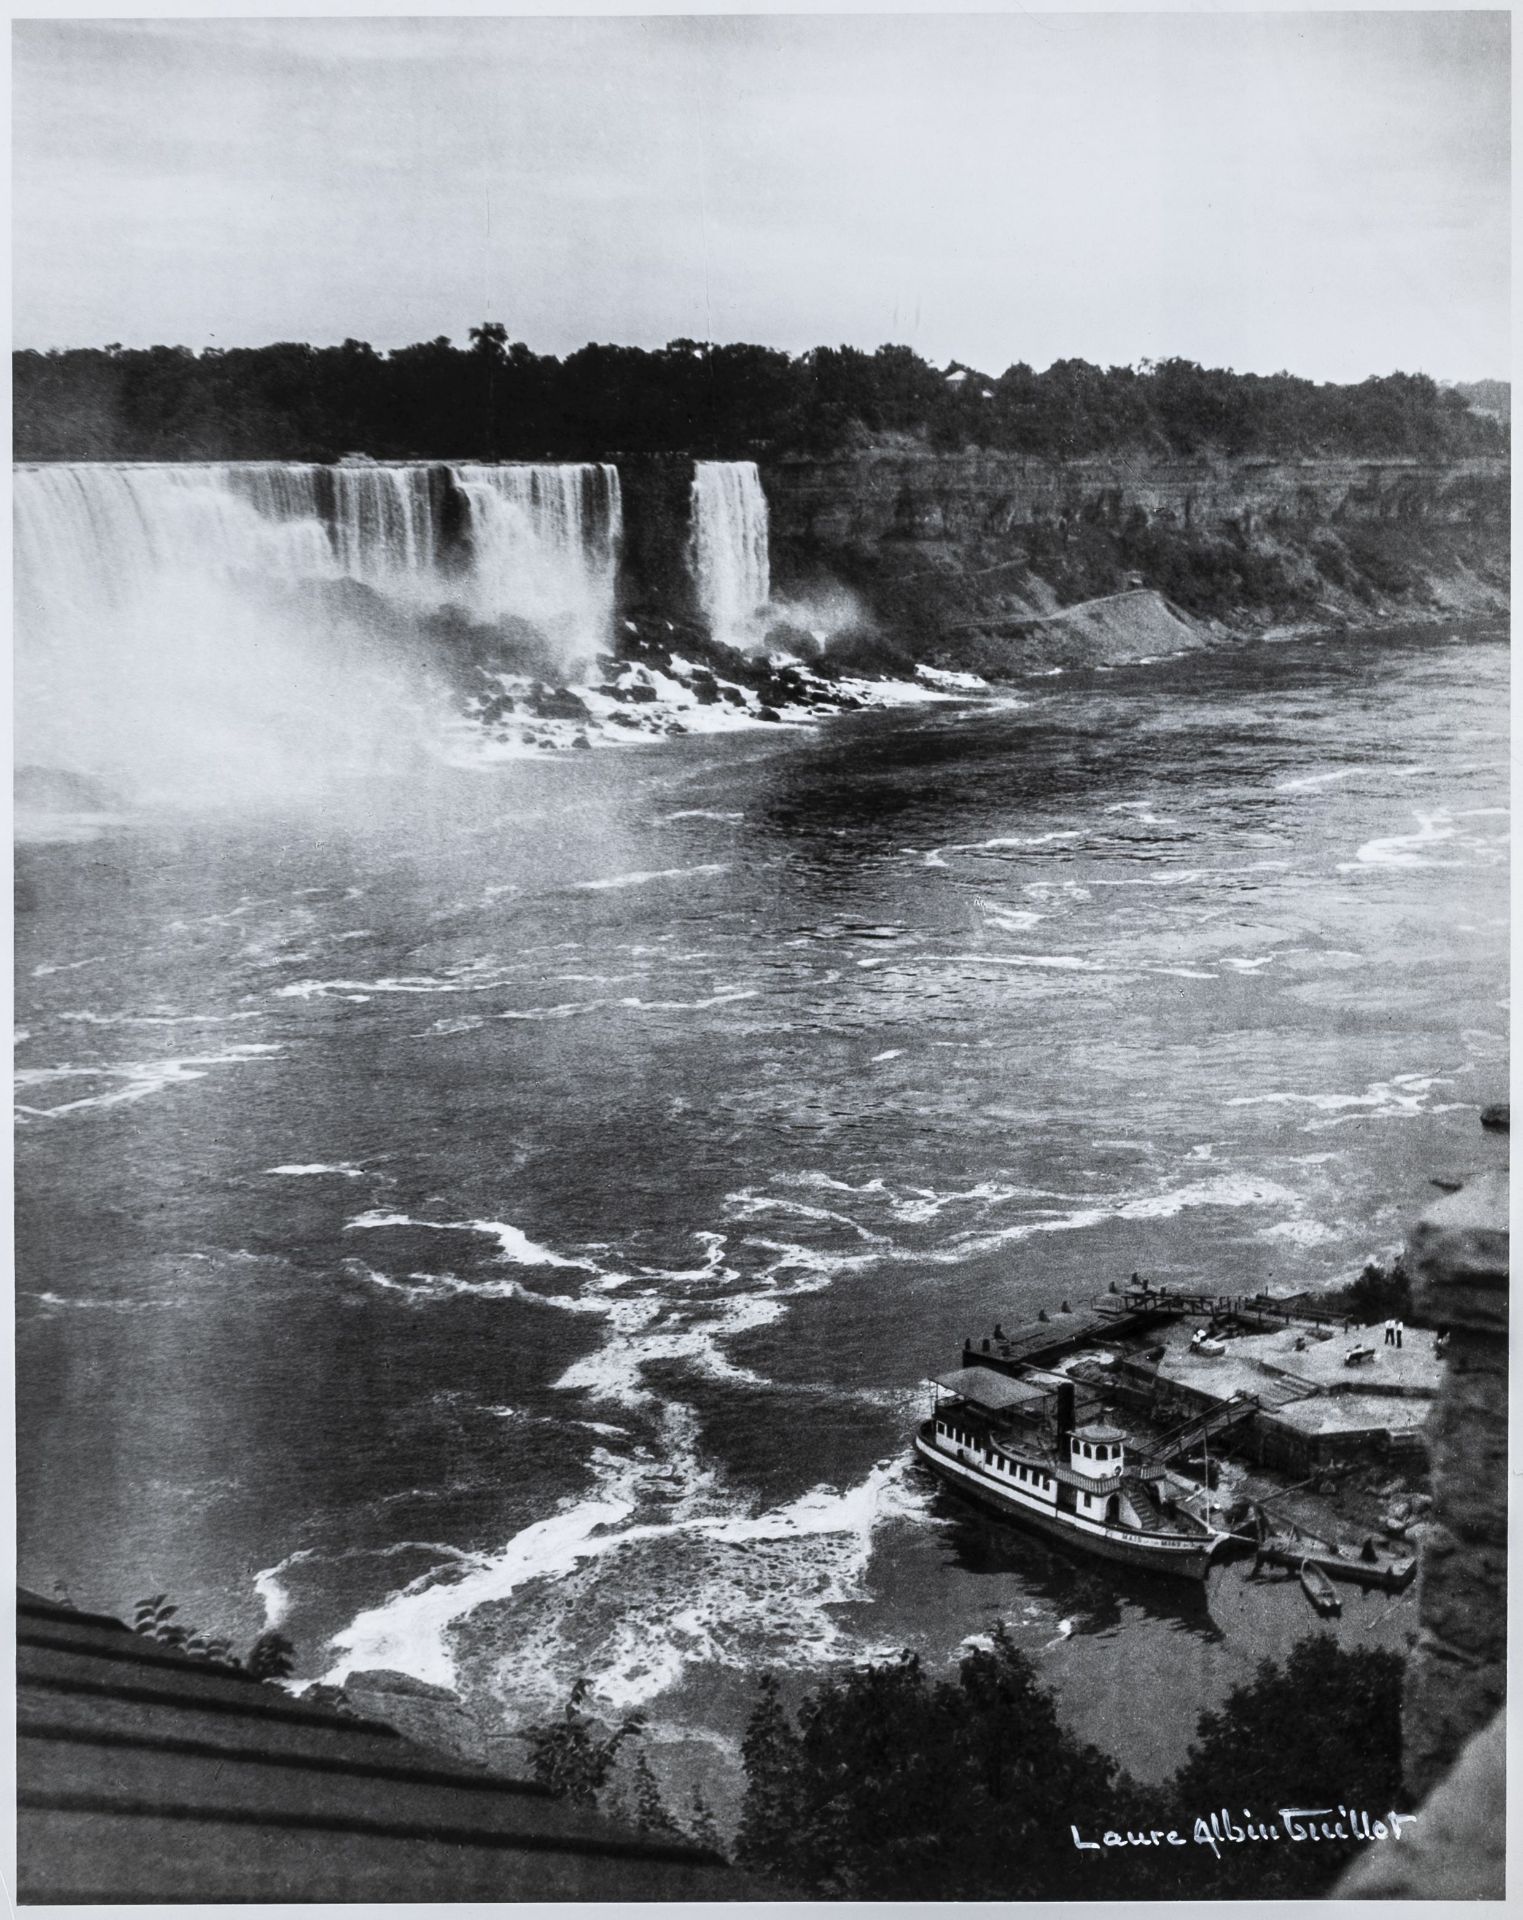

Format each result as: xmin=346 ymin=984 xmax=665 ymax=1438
xmin=960 ymin=1284 xmax=1348 ymax=1375
xmin=961 ymin=1285 xmax=1441 ymax=1474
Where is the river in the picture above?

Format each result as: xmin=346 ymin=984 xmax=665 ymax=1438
xmin=16 ymin=619 xmax=1508 ymax=1803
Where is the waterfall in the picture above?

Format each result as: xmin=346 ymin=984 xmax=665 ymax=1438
xmin=14 ymin=460 xmax=625 ymax=801
xmin=453 ymin=463 xmax=622 ymax=643
xmin=689 ymin=462 xmax=771 ymax=650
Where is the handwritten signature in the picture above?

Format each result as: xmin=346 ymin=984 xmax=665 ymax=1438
xmin=1072 ymin=1808 xmax=1418 ymax=1860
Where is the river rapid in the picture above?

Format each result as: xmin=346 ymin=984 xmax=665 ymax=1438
xmin=16 ymin=621 xmax=1508 ymax=1798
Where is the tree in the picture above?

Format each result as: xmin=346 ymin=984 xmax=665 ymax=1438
xmin=1342 ymin=1257 xmax=1417 ymax=1327
xmin=630 ymin=1751 xmax=684 ymax=1838
xmin=1169 ymin=1635 xmax=1406 ymax=1896
xmin=523 ymin=1677 xmax=646 ymax=1809
xmin=733 ymin=1628 xmax=1407 ymax=1901
xmin=734 ymin=1626 xmax=1135 ymax=1899
xmin=130 ymin=1592 xmax=288 ymax=1676
xmin=685 ymin=1787 xmax=724 ymax=1855
xmin=246 ymin=1631 xmax=297 ymax=1681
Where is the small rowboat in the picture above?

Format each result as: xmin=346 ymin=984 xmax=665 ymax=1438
xmin=1299 ymin=1558 xmax=1341 ymax=1617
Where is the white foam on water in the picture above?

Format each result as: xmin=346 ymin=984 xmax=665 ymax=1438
xmin=267 ymin=1163 xmax=366 ymax=1178
xmin=922 ymin=1171 xmax=1304 ymax=1264
xmin=14 ymin=1043 xmax=282 ymax=1121
xmin=350 ymin=1263 xmax=609 ymax=1311
xmin=23 ymin=1289 xmax=167 ymax=1314
xmin=495 ymin=1001 xmax=607 ymax=1022
xmin=57 ymin=1008 xmax=264 ymax=1028
xmin=254 ymin=1551 xmax=314 ymax=1628
xmin=658 ymin=810 xmax=746 ymax=823
xmin=274 ymin=956 xmax=513 ymax=1001
xmin=885 ymin=1180 xmax=1029 ymax=1225
xmin=975 ymin=901 xmax=1045 ymax=932
xmin=1257 ymin=1218 xmax=1343 ymax=1247
xmin=916 ymin=665 xmax=988 ymax=690
xmin=1339 ymin=809 xmax=1508 ymax=877
xmin=870 ymin=1049 xmax=905 ymax=1063
xmin=1275 ymin=768 xmax=1361 ymax=793
xmin=320 ymin=1454 xmax=925 ymax=1709
xmin=831 ymin=675 xmax=967 ymax=709
xmin=574 ymin=865 xmax=731 ymax=891
xmin=345 ymin=1210 xmax=597 ymax=1272
xmin=955 ymin=952 xmax=1112 ymax=972
xmin=940 ymin=831 xmax=1083 ymax=857
xmin=256 ymin=1538 xmax=478 ymax=1633
xmin=725 ymin=1193 xmax=890 ymax=1244
xmin=614 ymin=989 xmax=760 ymax=1013
xmin=778 ymin=1174 xmax=889 ymax=1197
xmin=1225 ymin=1072 xmax=1465 ymax=1129
xmin=1092 ymin=861 xmax=1292 ymax=889
xmin=1102 ymin=800 xmax=1179 ymax=824
xmin=550 ymin=1285 xmax=783 ymax=1408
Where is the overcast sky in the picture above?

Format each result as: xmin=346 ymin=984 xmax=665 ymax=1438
xmin=12 ymin=11 xmax=1510 ymax=382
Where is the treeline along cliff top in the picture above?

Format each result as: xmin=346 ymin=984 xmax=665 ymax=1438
xmin=13 ymin=330 xmax=1508 ymax=466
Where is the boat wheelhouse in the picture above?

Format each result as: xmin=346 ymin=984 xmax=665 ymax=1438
xmin=913 ymin=1363 xmax=1223 ymax=1581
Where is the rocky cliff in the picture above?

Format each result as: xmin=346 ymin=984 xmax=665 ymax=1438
xmin=1337 ymin=1157 xmax=1508 ymax=1900
xmin=760 ymin=450 xmax=1508 ymax=673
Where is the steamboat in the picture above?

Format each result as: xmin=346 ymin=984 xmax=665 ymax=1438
xmin=913 ymin=1364 xmax=1225 ymax=1580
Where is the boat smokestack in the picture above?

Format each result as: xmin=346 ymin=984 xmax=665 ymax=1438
xmin=1055 ymin=1381 xmax=1075 ymax=1439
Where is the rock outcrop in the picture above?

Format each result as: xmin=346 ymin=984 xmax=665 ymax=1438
xmin=761 ymin=448 xmax=1508 ymax=671
xmin=1337 ymin=1161 xmax=1508 ymax=1900
xmin=1394 ymin=1168 xmax=1509 ymax=1799
xmin=763 ymin=449 xmax=1506 ymax=548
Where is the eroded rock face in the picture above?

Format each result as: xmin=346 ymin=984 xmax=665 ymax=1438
xmin=1338 ymin=1708 xmax=1505 ymax=1900
xmin=1400 ymin=1170 xmax=1509 ymax=1805
xmin=763 ymin=450 xmax=1508 ymax=548
xmin=761 ymin=449 xmax=1509 ymax=664
xmin=1338 ymin=1165 xmax=1508 ymax=1898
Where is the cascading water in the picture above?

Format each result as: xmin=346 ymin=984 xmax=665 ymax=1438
xmin=689 ymin=461 xmax=771 ymax=650
xmin=14 ymin=461 xmax=624 ymax=803
xmin=453 ymin=464 xmax=622 ymax=645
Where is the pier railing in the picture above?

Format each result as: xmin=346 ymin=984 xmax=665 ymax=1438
xmin=1140 ymin=1393 xmax=1261 ymax=1467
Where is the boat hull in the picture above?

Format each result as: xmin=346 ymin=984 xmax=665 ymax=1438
xmin=913 ymin=1427 xmax=1219 ymax=1582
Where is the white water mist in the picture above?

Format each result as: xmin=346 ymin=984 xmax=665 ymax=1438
xmin=14 ymin=461 xmax=623 ymax=805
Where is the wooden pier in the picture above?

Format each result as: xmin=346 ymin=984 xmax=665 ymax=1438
xmin=960 ymin=1285 xmax=1351 ymax=1377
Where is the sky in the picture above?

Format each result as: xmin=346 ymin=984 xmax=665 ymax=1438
xmin=11 ymin=10 xmax=1511 ymax=383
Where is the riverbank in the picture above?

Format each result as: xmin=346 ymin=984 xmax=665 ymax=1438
xmin=761 ymin=447 xmax=1508 ymax=679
